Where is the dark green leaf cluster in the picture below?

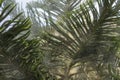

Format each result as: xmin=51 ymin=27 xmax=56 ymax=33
xmin=0 ymin=1 xmax=44 ymax=80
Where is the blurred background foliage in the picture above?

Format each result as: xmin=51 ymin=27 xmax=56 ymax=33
xmin=0 ymin=0 xmax=120 ymax=80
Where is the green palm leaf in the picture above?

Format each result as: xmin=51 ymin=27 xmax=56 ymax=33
xmin=43 ymin=0 xmax=120 ymax=79
xmin=46 ymin=0 xmax=120 ymax=58
xmin=0 ymin=1 xmax=42 ymax=80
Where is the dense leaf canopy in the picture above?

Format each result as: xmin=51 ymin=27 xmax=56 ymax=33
xmin=0 ymin=0 xmax=120 ymax=80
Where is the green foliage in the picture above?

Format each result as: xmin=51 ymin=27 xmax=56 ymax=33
xmin=25 ymin=0 xmax=82 ymax=38
xmin=0 ymin=0 xmax=4 ymax=6
xmin=42 ymin=0 xmax=120 ymax=79
xmin=0 ymin=0 xmax=120 ymax=80
xmin=0 ymin=1 xmax=57 ymax=79
xmin=0 ymin=1 xmax=44 ymax=80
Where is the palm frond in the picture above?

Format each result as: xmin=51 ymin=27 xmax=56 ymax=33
xmin=46 ymin=0 xmax=120 ymax=57
xmin=0 ymin=1 xmax=42 ymax=80
xmin=43 ymin=0 xmax=120 ymax=79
